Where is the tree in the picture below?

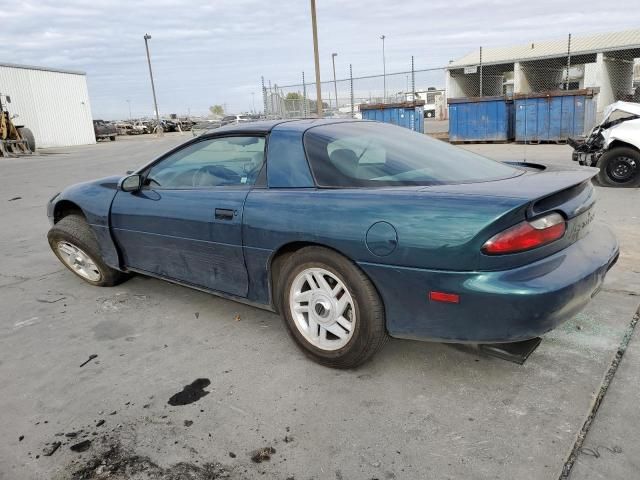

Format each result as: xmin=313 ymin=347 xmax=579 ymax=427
xmin=286 ymin=92 xmax=303 ymax=100
xmin=209 ymin=105 xmax=224 ymax=116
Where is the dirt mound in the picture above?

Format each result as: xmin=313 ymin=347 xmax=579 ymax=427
xmin=71 ymin=442 xmax=231 ymax=480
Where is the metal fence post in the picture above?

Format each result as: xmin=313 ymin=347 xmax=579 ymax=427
xmin=411 ymin=56 xmax=415 ymax=102
xmin=268 ymin=80 xmax=273 ymax=119
xmin=261 ymin=76 xmax=267 ymax=117
xmin=565 ymin=33 xmax=572 ymax=90
xmin=479 ymin=46 xmax=483 ymax=97
xmin=274 ymin=83 xmax=281 ymax=118
xmin=350 ymin=64 xmax=355 ymax=119
xmin=302 ymin=71 xmax=308 ymax=117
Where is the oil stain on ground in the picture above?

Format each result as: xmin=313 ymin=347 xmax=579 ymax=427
xmin=92 ymin=320 xmax=135 ymax=341
xmin=168 ymin=378 xmax=211 ymax=406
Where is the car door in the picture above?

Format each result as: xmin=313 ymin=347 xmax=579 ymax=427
xmin=110 ymin=135 xmax=266 ymax=297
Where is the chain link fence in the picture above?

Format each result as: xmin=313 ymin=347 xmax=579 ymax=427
xmin=262 ymin=66 xmax=447 ymax=117
xmin=260 ymin=30 xmax=640 ymax=141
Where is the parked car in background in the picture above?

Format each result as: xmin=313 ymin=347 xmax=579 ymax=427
xmin=570 ymin=101 xmax=640 ymax=187
xmin=178 ymin=118 xmax=196 ymax=131
xmin=131 ymin=122 xmax=149 ymax=134
xmin=221 ymin=114 xmax=253 ymax=126
xmin=115 ymin=123 xmax=135 ymax=136
xmin=93 ymin=120 xmax=117 ymax=141
xmin=47 ymin=119 xmax=618 ymax=368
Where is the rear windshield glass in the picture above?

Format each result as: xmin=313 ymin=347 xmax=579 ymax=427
xmin=303 ymin=122 xmax=522 ymax=187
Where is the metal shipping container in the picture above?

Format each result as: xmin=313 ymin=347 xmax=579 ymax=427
xmin=360 ymin=101 xmax=425 ymax=133
xmin=448 ymin=96 xmax=514 ymax=142
xmin=0 ymin=63 xmax=96 ymax=148
xmin=514 ymin=90 xmax=598 ymax=143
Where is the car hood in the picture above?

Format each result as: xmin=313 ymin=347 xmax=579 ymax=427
xmin=601 ymin=101 xmax=640 ymax=122
xmin=68 ymin=175 xmax=122 ymax=191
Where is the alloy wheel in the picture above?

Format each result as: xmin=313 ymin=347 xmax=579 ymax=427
xmin=56 ymin=241 xmax=101 ymax=282
xmin=289 ymin=267 xmax=355 ymax=351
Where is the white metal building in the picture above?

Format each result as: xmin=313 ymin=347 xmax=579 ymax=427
xmin=0 ymin=63 xmax=95 ymax=148
xmin=446 ymin=29 xmax=640 ymax=116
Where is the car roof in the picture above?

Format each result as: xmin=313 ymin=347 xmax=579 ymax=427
xmin=202 ymin=118 xmax=367 ymax=137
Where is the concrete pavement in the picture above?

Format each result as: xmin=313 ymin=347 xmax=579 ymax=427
xmin=0 ymin=134 xmax=638 ymax=479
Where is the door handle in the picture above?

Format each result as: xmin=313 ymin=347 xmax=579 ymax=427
xmin=215 ymin=208 xmax=235 ymax=220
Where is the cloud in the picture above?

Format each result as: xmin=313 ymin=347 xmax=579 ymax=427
xmin=2 ymin=0 xmax=639 ymax=118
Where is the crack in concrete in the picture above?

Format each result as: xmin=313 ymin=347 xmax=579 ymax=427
xmin=559 ymin=306 xmax=640 ymax=479
xmin=0 ymin=269 xmax=64 ymax=289
xmin=601 ymin=287 xmax=639 ymax=297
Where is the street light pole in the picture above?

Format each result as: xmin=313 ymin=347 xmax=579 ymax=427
xmin=251 ymin=92 xmax=256 ymax=114
xmin=143 ymin=33 xmax=162 ymax=135
xmin=380 ymin=35 xmax=386 ymax=103
xmin=310 ymin=0 xmax=323 ymax=118
xmin=331 ymin=53 xmax=338 ymax=111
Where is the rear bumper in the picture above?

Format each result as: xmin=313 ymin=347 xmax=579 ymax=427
xmin=359 ymin=222 xmax=619 ymax=343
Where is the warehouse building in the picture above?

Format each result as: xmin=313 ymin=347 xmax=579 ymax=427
xmin=446 ymin=29 xmax=640 ymax=116
xmin=0 ymin=63 xmax=95 ymax=148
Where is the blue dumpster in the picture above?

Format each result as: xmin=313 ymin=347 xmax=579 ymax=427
xmin=514 ymin=89 xmax=598 ymax=143
xmin=448 ymin=96 xmax=514 ymax=142
xmin=360 ymin=101 xmax=425 ymax=133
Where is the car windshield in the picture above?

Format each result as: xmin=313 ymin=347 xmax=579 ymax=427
xmin=303 ymin=122 xmax=522 ymax=187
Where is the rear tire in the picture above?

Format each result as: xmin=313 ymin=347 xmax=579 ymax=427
xmin=278 ymin=246 xmax=388 ymax=368
xmin=596 ymin=147 xmax=640 ymax=187
xmin=17 ymin=127 xmax=36 ymax=152
xmin=110 ymin=135 xmax=116 ymax=141
xmin=48 ymin=214 xmax=127 ymax=287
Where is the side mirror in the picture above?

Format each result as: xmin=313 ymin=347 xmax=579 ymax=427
xmin=120 ymin=174 xmax=142 ymax=192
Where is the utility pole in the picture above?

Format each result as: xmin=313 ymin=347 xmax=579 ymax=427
xmin=380 ymin=35 xmax=386 ymax=103
xmin=310 ymin=0 xmax=323 ymax=117
xmin=251 ymin=92 xmax=256 ymax=113
xmin=143 ymin=33 xmax=162 ymax=135
xmin=331 ymin=52 xmax=338 ymax=111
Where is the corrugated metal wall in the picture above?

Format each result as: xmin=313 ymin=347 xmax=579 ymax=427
xmin=0 ymin=65 xmax=95 ymax=148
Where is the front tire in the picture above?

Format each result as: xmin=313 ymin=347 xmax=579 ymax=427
xmin=278 ymin=247 xmax=387 ymax=368
xmin=47 ymin=214 xmax=127 ymax=287
xmin=109 ymin=135 xmax=116 ymax=141
xmin=596 ymin=147 xmax=640 ymax=187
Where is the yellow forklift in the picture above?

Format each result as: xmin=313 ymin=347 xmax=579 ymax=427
xmin=0 ymin=93 xmax=35 ymax=157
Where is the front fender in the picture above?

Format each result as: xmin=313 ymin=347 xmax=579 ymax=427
xmin=49 ymin=175 xmax=123 ymax=270
xmin=602 ymin=118 xmax=640 ymax=150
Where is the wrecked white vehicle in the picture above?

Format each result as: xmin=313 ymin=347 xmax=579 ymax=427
xmin=569 ymin=101 xmax=640 ymax=187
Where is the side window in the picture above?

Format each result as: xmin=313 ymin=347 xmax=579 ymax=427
xmin=145 ymin=136 xmax=265 ymax=189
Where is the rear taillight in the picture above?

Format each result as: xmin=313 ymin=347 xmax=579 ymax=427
xmin=482 ymin=212 xmax=566 ymax=255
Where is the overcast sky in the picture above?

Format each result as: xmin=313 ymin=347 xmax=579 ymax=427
xmin=3 ymin=0 xmax=639 ymax=119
